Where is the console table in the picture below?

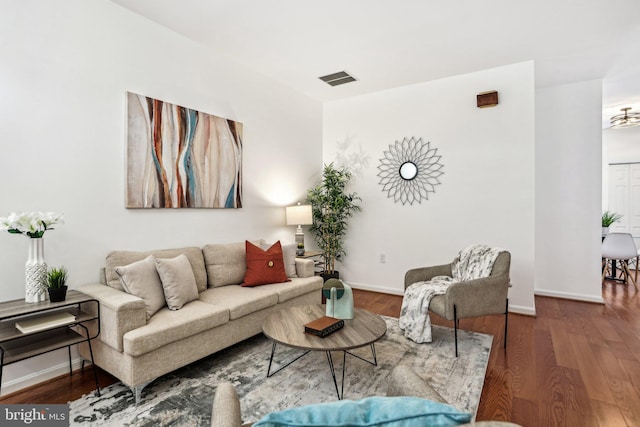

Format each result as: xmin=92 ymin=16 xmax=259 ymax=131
xmin=0 ymin=290 xmax=101 ymax=396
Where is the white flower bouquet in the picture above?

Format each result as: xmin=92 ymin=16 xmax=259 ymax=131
xmin=0 ymin=212 xmax=64 ymax=238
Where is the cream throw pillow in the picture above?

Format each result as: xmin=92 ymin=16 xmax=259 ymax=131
xmin=155 ymin=254 xmax=199 ymax=310
xmin=202 ymin=239 xmax=265 ymax=287
xmin=115 ymin=255 xmax=165 ymax=320
xmin=262 ymin=241 xmax=298 ymax=278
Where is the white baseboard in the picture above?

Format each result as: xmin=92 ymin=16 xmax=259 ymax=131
xmin=348 ymin=282 xmax=404 ymax=296
xmin=508 ymin=304 xmax=536 ymax=316
xmin=534 ymin=289 xmax=604 ymax=304
xmin=0 ymin=357 xmax=85 ymax=397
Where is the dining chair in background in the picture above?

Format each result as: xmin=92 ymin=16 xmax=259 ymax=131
xmin=602 ymin=232 xmax=639 ymax=290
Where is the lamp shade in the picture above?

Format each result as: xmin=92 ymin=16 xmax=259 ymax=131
xmin=286 ymin=204 xmax=313 ymax=226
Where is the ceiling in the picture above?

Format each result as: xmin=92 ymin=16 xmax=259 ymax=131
xmin=111 ymin=0 xmax=640 ymax=125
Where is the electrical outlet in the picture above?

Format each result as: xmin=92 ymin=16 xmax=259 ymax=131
xmin=380 ymin=253 xmax=386 ymax=263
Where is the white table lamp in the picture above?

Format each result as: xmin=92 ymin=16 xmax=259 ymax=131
xmin=286 ymin=204 xmax=313 ymax=255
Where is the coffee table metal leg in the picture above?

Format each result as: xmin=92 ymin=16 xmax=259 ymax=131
xmin=325 ymin=351 xmax=346 ymax=400
xmin=341 ymin=351 xmax=346 ymax=398
xmin=344 ymin=343 xmax=378 ymax=366
xmin=267 ymin=341 xmax=310 ymax=378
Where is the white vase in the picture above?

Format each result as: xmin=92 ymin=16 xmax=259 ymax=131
xmin=25 ymin=237 xmax=48 ymax=303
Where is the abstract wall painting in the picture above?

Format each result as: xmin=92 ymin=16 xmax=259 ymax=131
xmin=126 ymin=92 xmax=243 ymax=209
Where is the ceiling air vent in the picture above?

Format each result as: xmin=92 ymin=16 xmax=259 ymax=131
xmin=319 ymin=71 xmax=357 ymax=87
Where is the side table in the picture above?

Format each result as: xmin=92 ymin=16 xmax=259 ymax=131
xmin=299 ymin=250 xmax=324 ymax=275
xmin=0 ymin=290 xmax=101 ymax=396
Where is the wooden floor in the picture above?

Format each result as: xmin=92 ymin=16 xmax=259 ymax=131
xmin=1 ymin=283 xmax=639 ymax=426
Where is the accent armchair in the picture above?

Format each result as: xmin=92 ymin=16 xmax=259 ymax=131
xmin=404 ymin=251 xmax=511 ymax=357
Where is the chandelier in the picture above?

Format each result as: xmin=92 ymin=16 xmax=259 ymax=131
xmin=610 ymin=107 xmax=640 ymax=129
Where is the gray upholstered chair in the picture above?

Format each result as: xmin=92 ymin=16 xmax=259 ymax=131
xmin=404 ymin=251 xmax=511 ymax=357
xmin=211 ymin=365 xmax=521 ymax=426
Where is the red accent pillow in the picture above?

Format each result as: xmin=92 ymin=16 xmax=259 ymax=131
xmin=242 ymin=240 xmax=290 ymax=287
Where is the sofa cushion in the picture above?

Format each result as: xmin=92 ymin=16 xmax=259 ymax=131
xmin=115 ymin=255 xmax=165 ymax=320
xmin=105 ymin=247 xmax=207 ymax=292
xmin=122 ymin=300 xmax=229 ymax=356
xmin=261 ymin=241 xmax=298 ymax=278
xmin=155 ymin=254 xmax=199 ymax=310
xmin=243 ymin=241 xmax=289 ymax=287
xmin=253 ymin=396 xmax=472 ymax=427
xmin=199 ymin=286 xmax=279 ymax=320
xmin=253 ymin=276 xmax=323 ymax=303
xmin=430 ymin=294 xmax=446 ymax=317
xmin=203 ymin=240 xmax=265 ymax=287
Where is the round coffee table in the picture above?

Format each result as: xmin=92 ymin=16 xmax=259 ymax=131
xmin=262 ymin=304 xmax=387 ymax=399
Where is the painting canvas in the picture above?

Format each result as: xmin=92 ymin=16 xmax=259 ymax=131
xmin=126 ymin=92 xmax=243 ymax=208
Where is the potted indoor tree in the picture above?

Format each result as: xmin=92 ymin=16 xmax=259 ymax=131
xmin=46 ymin=266 xmax=68 ymax=302
xmin=307 ymin=163 xmax=361 ymax=281
xmin=602 ymin=210 xmax=622 ymax=236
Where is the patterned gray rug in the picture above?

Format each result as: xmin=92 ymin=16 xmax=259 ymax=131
xmin=69 ymin=316 xmax=492 ymax=426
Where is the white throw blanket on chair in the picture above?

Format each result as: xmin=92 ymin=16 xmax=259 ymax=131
xmin=399 ymin=245 xmax=503 ymax=343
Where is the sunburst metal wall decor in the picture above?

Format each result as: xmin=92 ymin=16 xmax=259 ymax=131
xmin=377 ymin=137 xmax=444 ymax=205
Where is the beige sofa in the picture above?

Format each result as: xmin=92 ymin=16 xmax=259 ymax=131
xmin=78 ymin=240 xmax=323 ymax=403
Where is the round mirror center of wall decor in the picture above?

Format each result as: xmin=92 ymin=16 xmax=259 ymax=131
xmin=399 ymin=162 xmax=418 ymax=180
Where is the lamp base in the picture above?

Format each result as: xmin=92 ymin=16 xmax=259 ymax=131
xmin=295 ymin=226 xmax=305 ymax=256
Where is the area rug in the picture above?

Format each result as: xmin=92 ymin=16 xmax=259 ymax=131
xmin=69 ymin=316 xmax=492 ymax=426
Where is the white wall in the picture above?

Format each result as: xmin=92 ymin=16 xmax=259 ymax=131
xmin=535 ymin=80 xmax=603 ymax=303
xmin=602 ymin=125 xmax=640 ymax=209
xmin=323 ymin=62 xmax=536 ymax=315
xmin=0 ymin=0 xmax=322 ymax=394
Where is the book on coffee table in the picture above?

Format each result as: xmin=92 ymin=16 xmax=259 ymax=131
xmin=304 ymin=315 xmax=344 ymax=338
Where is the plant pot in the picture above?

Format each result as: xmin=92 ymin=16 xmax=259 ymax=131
xmin=320 ymin=271 xmax=340 ymax=282
xmin=48 ymin=286 xmax=68 ymax=303
xmin=602 ymin=226 xmax=609 ymax=236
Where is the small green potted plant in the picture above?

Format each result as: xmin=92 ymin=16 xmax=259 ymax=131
xmin=602 ymin=211 xmax=623 ymax=236
xmin=46 ymin=266 xmax=68 ymax=302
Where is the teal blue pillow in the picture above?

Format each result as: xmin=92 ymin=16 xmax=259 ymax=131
xmin=253 ymin=396 xmax=472 ymax=427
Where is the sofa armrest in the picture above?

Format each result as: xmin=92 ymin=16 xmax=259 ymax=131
xmin=295 ymin=258 xmax=315 ymax=278
xmin=212 ymin=382 xmax=243 ymax=427
xmin=79 ymin=283 xmax=147 ymax=352
xmin=443 ymin=274 xmax=510 ymax=319
xmin=404 ymin=263 xmax=452 ymax=289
